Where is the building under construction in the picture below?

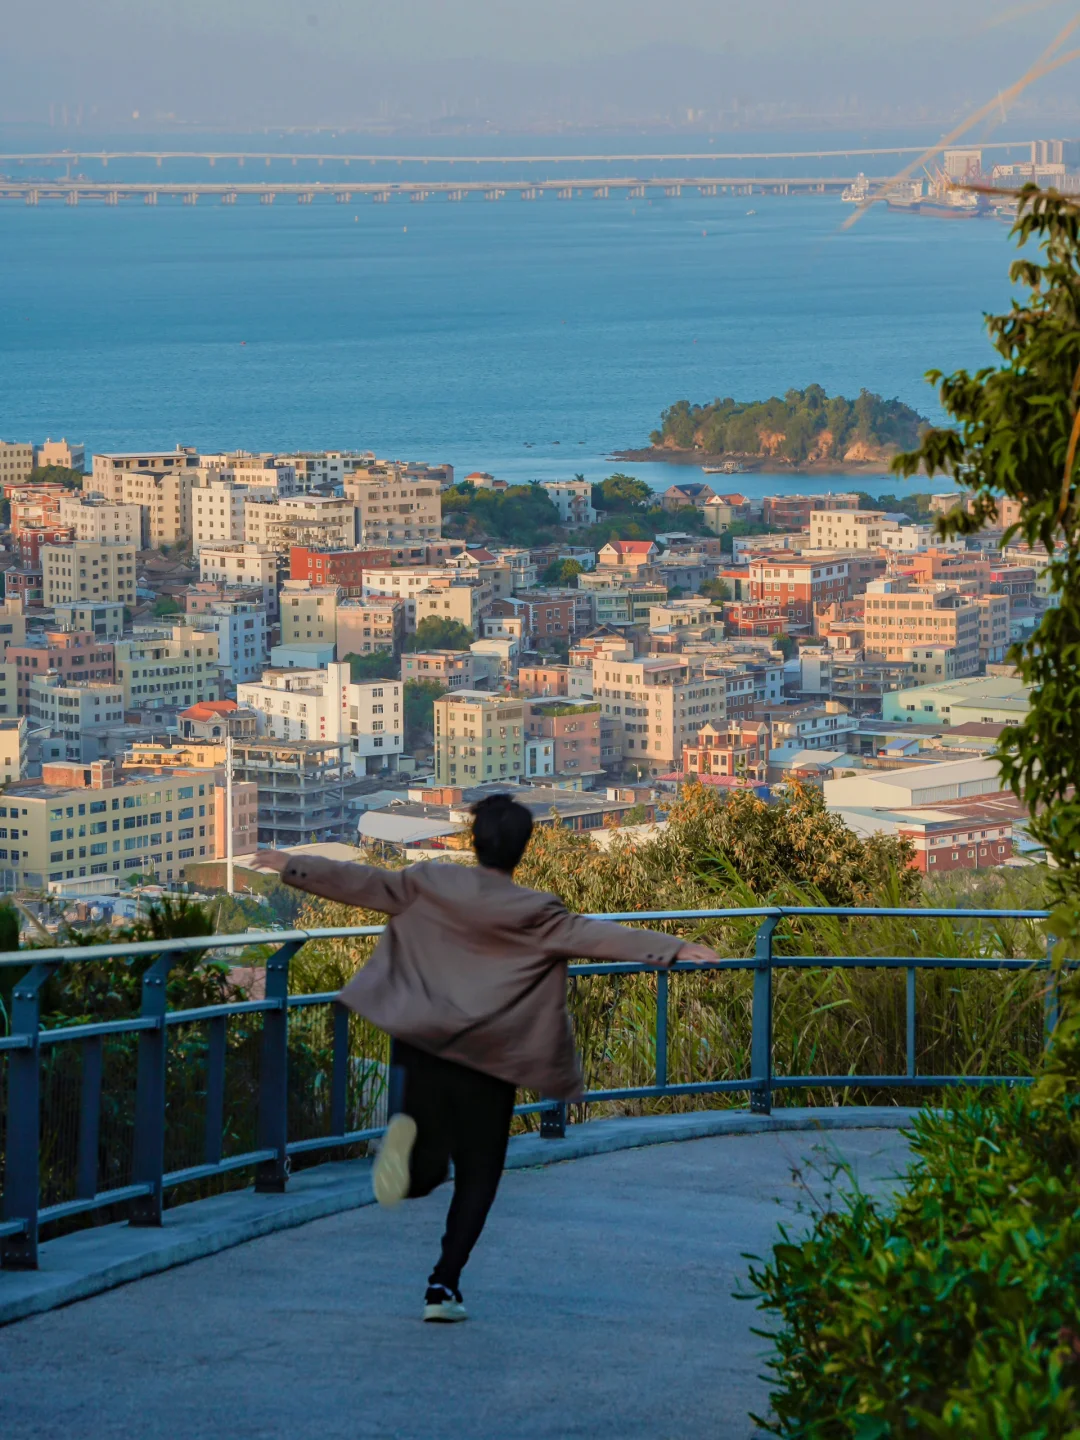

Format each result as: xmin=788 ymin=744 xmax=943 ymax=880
xmin=230 ymin=737 xmax=347 ymax=847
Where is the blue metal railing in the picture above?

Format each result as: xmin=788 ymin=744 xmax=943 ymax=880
xmin=0 ymin=904 xmax=1059 ymax=1270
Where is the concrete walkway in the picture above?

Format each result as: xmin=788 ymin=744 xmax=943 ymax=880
xmin=0 ymin=1127 xmax=912 ymax=1440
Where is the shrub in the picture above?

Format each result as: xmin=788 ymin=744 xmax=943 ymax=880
xmin=744 ymin=985 xmax=1080 ymax=1436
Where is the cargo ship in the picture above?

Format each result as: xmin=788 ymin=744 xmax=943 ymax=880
xmin=885 ymin=179 xmax=924 ymax=212
xmin=842 ymin=173 xmax=872 ymax=203
xmin=919 ymin=189 xmax=980 ymax=219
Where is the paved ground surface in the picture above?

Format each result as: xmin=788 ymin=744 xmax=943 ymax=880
xmin=0 ymin=1129 xmax=911 ymax=1440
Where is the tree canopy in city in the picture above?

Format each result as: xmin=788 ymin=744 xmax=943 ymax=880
xmin=343 ymin=650 xmax=399 ymax=682
xmin=441 ymin=481 xmax=560 ymax=543
xmin=651 ymin=387 xmax=928 ymax=463
xmin=404 ymin=616 xmax=474 ymax=652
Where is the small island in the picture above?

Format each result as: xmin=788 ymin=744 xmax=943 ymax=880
xmin=616 ymin=385 xmax=929 ymax=471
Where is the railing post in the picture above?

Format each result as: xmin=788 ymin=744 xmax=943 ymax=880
xmin=1 ymin=962 xmax=57 ymax=1270
xmin=1044 ymin=933 xmax=1060 ymax=1047
xmin=130 ymin=952 xmax=177 ymax=1227
xmin=77 ymin=1035 xmax=104 ymax=1200
xmin=750 ymin=916 xmax=777 ymax=1115
xmin=540 ymin=1101 xmax=567 ymax=1139
xmin=255 ymin=941 xmax=302 ymax=1193
xmin=655 ymin=968 xmax=669 ymax=1091
xmin=906 ymin=967 xmax=917 ymax=1081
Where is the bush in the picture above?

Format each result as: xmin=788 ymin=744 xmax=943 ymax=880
xmin=745 ymin=987 xmax=1080 ymax=1436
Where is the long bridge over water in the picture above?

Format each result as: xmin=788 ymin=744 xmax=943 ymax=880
xmin=2 ymin=175 xmax=875 ymax=205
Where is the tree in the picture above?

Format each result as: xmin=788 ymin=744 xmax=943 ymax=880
xmin=772 ymin=633 xmax=796 ymax=660
xmin=591 ymin=473 xmax=652 ymax=512
xmin=343 ymin=649 xmax=399 ymax=682
xmin=28 ymin=465 xmax=82 ymax=488
xmin=441 ymin=482 xmax=560 ymax=544
xmin=404 ymin=617 xmax=473 ymax=653
xmin=894 ymin=187 xmax=1080 ymax=928
xmin=698 ymin=577 xmax=732 ymax=602
xmin=403 ymin=680 xmax=445 ymax=748
xmin=541 ymin=558 xmax=583 ymax=587
xmin=153 ymin=596 xmax=182 ymax=617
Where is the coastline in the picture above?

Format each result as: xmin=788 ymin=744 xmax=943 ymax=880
xmin=610 ymin=446 xmax=911 ymax=476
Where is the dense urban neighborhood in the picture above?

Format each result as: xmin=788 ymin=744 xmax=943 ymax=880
xmin=0 ymin=437 xmax=1043 ymax=913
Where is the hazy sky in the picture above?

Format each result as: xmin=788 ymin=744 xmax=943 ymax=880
xmin=4 ymin=0 xmax=1078 ymax=128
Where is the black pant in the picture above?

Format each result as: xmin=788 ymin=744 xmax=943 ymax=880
xmin=389 ymin=1038 xmax=516 ymax=1291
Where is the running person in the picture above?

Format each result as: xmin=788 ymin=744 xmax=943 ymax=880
xmin=258 ymin=794 xmax=716 ymax=1321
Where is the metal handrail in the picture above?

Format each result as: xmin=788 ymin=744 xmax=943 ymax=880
xmin=0 ymin=903 xmax=1059 ymax=1271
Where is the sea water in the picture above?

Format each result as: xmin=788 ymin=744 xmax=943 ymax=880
xmin=0 ymin=139 xmax=1021 ymax=498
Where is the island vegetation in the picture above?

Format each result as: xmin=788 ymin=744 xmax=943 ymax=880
xmin=650 ymin=386 xmax=928 ymax=464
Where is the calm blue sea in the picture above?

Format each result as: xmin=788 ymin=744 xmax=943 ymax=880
xmin=0 ymin=131 xmax=1024 ymax=498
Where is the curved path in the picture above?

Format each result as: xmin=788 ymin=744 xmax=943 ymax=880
xmin=0 ymin=1129 xmax=911 ymax=1440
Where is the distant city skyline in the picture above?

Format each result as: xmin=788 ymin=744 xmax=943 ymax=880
xmin=4 ymin=0 xmax=1080 ymax=132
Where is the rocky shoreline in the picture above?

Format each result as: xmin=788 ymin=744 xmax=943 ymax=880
xmin=610 ymin=446 xmax=900 ymax=475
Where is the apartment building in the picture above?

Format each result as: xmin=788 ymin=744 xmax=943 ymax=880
xmin=898 ymin=550 xmax=991 ymax=592
xmin=0 ymin=441 xmax=35 ymax=486
xmin=747 ymin=555 xmax=852 ymax=625
xmin=10 ymin=632 xmax=115 ymax=714
xmin=40 ymin=541 xmax=138 ymax=610
xmin=592 ymin=656 xmax=726 ymax=776
xmin=17 ymin=526 xmax=74 ymax=569
xmin=199 ymin=452 xmax=298 ymax=495
xmin=0 ymin=718 xmax=28 ymax=785
xmin=361 ymin=566 xmax=451 ymax=629
xmin=289 ymin=546 xmax=391 ymax=594
xmin=578 ymin=576 xmax=669 ymax=627
xmin=484 ymin=591 xmax=579 ymax=644
xmin=57 ymin=495 xmax=141 ymax=546
xmin=808 ymin=509 xmax=894 ymax=550
xmin=879 ymin=525 xmax=963 ymax=554
xmin=518 ymin=664 xmax=571 ymax=697
xmin=433 ymin=692 xmax=526 ymax=784
xmin=9 ymin=484 xmax=67 ymax=534
xmin=28 ymin=676 xmax=125 ymax=740
xmin=244 ymin=495 xmax=357 ymax=551
xmin=344 ymin=471 xmax=442 ymax=544
xmin=191 ymin=476 xmax=247 ymax=552
xmin=280 ymin=582 xmax=341 ymax=648
xmin=526 ymin=698 xmax=602 ymax=780
xmin=763 ymin=492 xmax=858 ymax=529
xmin=596 ymin=540 xmax=659 ymax=571
xmin=541 ymin=479 xmax=596 ymax=528
xmin=2 ymin=759 xmax=221 ymax=892
xmin=90 ymin=447 xmax=200 ymax=501
xmin=683 ymin=720 xmax=770 ymax=782
xmin=53 ymin=602 xmax=124 ymax=639
xmin=238 ymin=662 xmax=403 ymax=774
xmin=975 ymin=593 xmax=1010 ymax=664
xmin=231 ymin=739 xmax=347 ymax=847
xmin=115 ymin=468 xmax=194 ymax=547
xmin=414 ymin=579 xmax=494 ymax=636
xmin=401 ymin=650 xmax=494 ymax=690
xmin=276 ymin=451 xmax=364 ymax=491
xmin=764 ymin=700 xmax=858 ymax=757
xmin=863 ymin=578 xmax=981 ymax=676
xmin=36 ymin=438 xmax=85 ymax=472
xmin=333 ymin=598 xmax=403 ymax=658
xmin=0 ymin=597 xmax=27 ymax=654
xmin=189 ymin=600 xmax=268 ymax=688
xmin=112 ymin=627 xmax=221 ymax=710
xmin=198 ymin=543 xmax=280 ymax=614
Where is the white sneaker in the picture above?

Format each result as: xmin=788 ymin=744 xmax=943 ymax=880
xmin=423 ymin=1284 xmax=468 ymax=1323
xmin=373 ymin=1113 xmax=417 ymax=1208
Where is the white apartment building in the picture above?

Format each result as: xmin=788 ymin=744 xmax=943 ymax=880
xmin=113 ymin=627 xmax=221 ymax=710
xmin=199 ymin=544 xmax=280 ymax=612
xmin=541 ymin=479 xmax=596 ymax=528
xmin=190 ymin=600 xmax=268 ymax=689
xmin=277 ymin=452 xmax=368 ymax=491
xmin=237 ymin=662 xmax=403 ymax=776
xmin=191 ymin=476 xmax=247 ymax=552
xmin=879 ymin=525 xmax=964 ymax=554
xmin=344 ymin=472 xmax=442 ymax=545
xmin=57 ymin=496 xmax=142 ymax=545
xmin=592 ymin=656 xmax=726 ymax=775
xmin=808 ymin=510 xmax=896 ymax=550
xmin=28 ymin=677 xmax=126 ymax=740
xmin=40 ymin=541 xmax=138 ymax=609
xmin=90 ymin=447 xmax=200 ymax=502
xmin=415 ymin=579 xmax=494 ymax=636
xmin=0 ymin=442 xmax=35 ymax=486
xmin=362 ymin=566 xmax=451 ymax=630
xmin=244 ymin=495 xmax=357 ymax=551
xmin=198 ymin=453 xmax=298 ymax=496
xmin=36 ymin=439 xmax=85 ymax=472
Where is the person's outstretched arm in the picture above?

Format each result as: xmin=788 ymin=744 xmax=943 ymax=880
xmin=530 ymin=897 xmax=718 ymax=967
xmin=255 ymin=850 xmax=417 ymax=915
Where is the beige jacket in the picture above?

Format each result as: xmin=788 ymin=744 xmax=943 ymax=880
xmin=280 ymin=855 xmax=682 ymax=1100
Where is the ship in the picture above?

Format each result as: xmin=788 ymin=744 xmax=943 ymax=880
xmin=919 ymin=190 xmax=980 ymax=220
xmin=842 ymin=173 xmax=872 ymax=203
xmin=702 ymin=461 xmax=746 ymax=474
xmin=885 ymin=179 xmax=923 ymax=212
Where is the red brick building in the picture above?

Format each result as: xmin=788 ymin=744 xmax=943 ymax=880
xmin=682 ymin=720 xmax=770 ymax=781
xmin=526 ymin=698 xmax=602 ymax=780
xmin=4 ymin=569 xmax=43 ymax=607
xmin=893 ymin=796 xmax=1022 ymax=873
xmin=486 ymin=592 xmax=578 ymax=644
xmin=18 ymin=526 xmax=74 ymax=569
xmin=722 ymin=601 xmax=787 ymax=638
xmin=289 ymin=547 xmax=391 ymax=596
xmin=10 ymin=631 xmax=115 ymax=713
xmin=518 ymin=665 xmax=571 ymax=697
xmin=747 ymin=554 xmax=853 ymax=626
